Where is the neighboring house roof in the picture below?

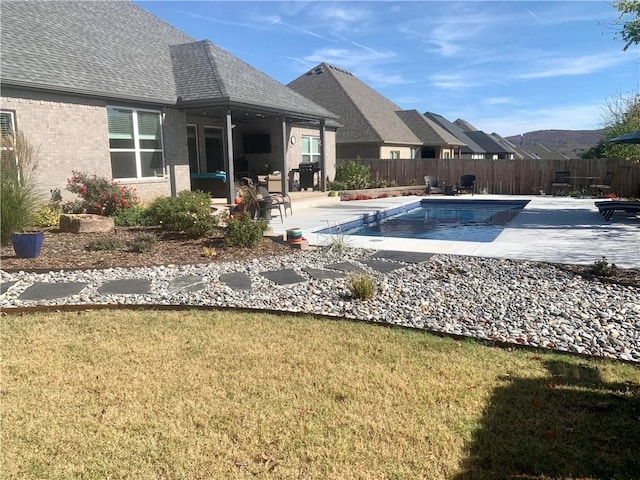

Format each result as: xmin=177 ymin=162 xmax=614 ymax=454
xmin=396 ymin=110 xmax=466 ymax=147
xmin=463 ymin=131 xmax=513 ymax=155
xmin=288 ymin=63 xmax=422 ymax=145
xmin=453 ymin=118 xmax=479 ymax=131
xmin=490 ymin=133 xmax=525 ymax=158
xmin=423 ymin=112 xmax=486 ymax=154
xmin=1 ymin=1 xmax=337 ymax=121
xmin=521 ymin=143 xmax=570 ymax=160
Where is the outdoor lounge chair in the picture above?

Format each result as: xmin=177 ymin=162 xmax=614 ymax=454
xmin=595 ymin=200 xmax=640 ymax=221
xmin=591 ymin=171 xmax=614 ymax=197
xmin=552 ymin=171 xmax=571 ymax=196
xmin=258 ymin=185 xmax=292 ymax=217
xmin=458 ymin=175 xmax=476 ymax=195
xmin=424 ymin=175 xmax=444 ymax=194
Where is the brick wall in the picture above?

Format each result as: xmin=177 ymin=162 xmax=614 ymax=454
xmin=0 ymin=88 xmax=190 ymax=203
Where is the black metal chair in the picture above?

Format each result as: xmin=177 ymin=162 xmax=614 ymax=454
xmin=591 ymin=171 xmax=614 ymax=197
xmin=551 ymin=171 xmax=571 ymax=196
xmin=458 ymin=174 xmax=476 ymax=195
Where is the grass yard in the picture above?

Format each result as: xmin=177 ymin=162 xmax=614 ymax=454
xmin=2 ymin=310 xmax=639 ymax=479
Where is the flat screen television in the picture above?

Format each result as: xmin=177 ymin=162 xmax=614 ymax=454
xmin=243 ymin=134 xmax=271 ymax=153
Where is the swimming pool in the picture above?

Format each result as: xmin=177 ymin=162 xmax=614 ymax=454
xmin=318 ymin=199 xmax=530 ymax=242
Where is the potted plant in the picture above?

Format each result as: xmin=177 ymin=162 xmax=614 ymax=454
xmin=1 ymin=129 xmax=44 ymax=257
xmin=10 ymin=230 xmax=45 ymax=258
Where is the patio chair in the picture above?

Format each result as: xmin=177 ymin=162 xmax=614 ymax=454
xmin=551 ymin=171 xmax=571 ymax=196
xmin=258 ymin=185 xmax=292 ymax=217
xmin=424 ymin=175 xmax=444 ymax=194
xmin=591 ymin=171 xmax=614 ymax=197
xmin=595 ymin=200 xmax=640 ymax=221
xmin=457 ymin=174 xmax=476 ymax=195
xmin=241 ymin=178 xmax=283 ymax=222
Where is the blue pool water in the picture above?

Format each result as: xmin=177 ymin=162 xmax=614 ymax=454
xmin=319 ymin=199 xmax=529 ymax=242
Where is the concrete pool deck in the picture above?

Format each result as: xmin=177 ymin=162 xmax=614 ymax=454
xmin=268 ymin=194 xmax=640 ymax=269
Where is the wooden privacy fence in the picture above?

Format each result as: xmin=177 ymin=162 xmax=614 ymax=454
xmin=339 ymin=157 xmax=640 ymax=197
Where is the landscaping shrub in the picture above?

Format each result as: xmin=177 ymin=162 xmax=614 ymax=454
xmin=0 ymin=131 xmax=40 ymax=245
xmin=347 ymin=274 xmax=376 ymax=300
xmin=591 ymin=257 xmax=617 ymax=277
xmin=31 ymin=203 xmax=62 ymax=228
xmin=145 ymin=190 xmax=218 ymax=238
xmin=87 ymin=237 xmax=122 ymax=251
xmin=334 ymin=160 xmax=371 ymax=190
xmin=225 ymin=213 xmax=268 ymax=247
xmin=129 ymin=232 xmax=157 ymax=253
xmin=66 ymin=171 xmax=138 ymax=216
xmin=113 ymin=204 xmax=152 ymax=227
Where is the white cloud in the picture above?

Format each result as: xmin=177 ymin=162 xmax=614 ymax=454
xmin=298 ymin=47 xmax=408 ymax=87
xmin=428 ymin=73 xmax=485 ymax=90
xmin=482 ymin=97 xmax=516 ymax=106
xmin=516 ymin=52 xmax=629 ymax=79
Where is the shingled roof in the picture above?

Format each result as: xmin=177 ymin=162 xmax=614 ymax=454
xmin=463 ymin=131 xmax=513 ymax=155
xmin=288 ymin=63 xmax=421 ymax=145
xmin=1 ymin=1 xmax=337 ymax=120
xmin=423 ymin=112 xmax=486 ymax=154
xmin=395 ymin=110 xmax=465 ymax=147
xmin=170 ymin=42 xmax=337 ymax=119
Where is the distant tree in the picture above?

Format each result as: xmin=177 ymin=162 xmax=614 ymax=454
xmin=613 ymin=0 xmax=640 ymax=51
xmin=581 ymin=92 xmax=640 ymax=161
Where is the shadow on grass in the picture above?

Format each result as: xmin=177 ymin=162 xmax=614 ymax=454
xmin=454 ymin=359 xmax=640 ymax=479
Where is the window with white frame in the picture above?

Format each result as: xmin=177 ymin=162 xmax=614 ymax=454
xmin=301 ymin=136 xmax=320 ymax=163
xmin=1 ymin=110 xmax=16 ymax=142
xmin=389 ymin=150 xmax=400 ymax=159
xmin=107 ymin=106 xmax=164 ymax=179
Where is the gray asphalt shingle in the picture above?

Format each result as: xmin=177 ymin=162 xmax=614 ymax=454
xmin=288 ymin=63 xmax=421 ymax=145
xmin=1 ymin=1 xmax=337 ymax=120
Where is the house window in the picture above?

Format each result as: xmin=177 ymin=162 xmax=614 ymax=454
xmin=302 ymin=136 xmax=320 ymax=163
xmin=444 ymin=151 xmax=451 ymax=159
xmin=107 ymin=106 xmax=164 ymax=179
xmin=1 ymin=110 xmax=16 ymax=141
xmin=390 ymin=151 xmax=400 ymax=159
xmin=186 ymin=124 xmax=199 ymax=173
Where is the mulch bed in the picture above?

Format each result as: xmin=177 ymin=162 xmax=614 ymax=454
xmin=1 ymin=227 xmax=638 ymax=289
xmin=0 ymin=226 xmax=297 ymax=272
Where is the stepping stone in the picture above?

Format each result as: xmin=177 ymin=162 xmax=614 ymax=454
xmin=219 ymin=272 xmax=251 ymax=291
xmin=168 ymin=275 xmax=206 ymax=293
xmin=0 ymin=280 xmax=17 ymax=295
xmin=303 ymin=268 xmax=346 ymax=280
xmin=98 ymin=279 xmax=151 ymax=295
xmin=260 ymin=268 xmax=306 ymax=285
xmin=361 ymin=259 xmax=404 ymax=273
xmin=372 ymin=251 xmax=434 ymax=264
xmin=19 ymin=282 xmax=87 ymax=301
xmin=325 ymin=262 xmax=366 ymax=274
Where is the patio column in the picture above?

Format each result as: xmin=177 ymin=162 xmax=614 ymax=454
xmin=224 ymin=108 xmax=235 ymax=204
xmin=281 ymin=117 xmax=288 ymax=194
xmin=320 ymin=120 xmax=326 ymax=191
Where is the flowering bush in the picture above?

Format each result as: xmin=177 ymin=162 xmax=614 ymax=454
xmin=65 ymin=171 xmax=138 ymax=216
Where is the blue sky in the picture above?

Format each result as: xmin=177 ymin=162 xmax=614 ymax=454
xmin=138 ymin=1 xmax=640 ymax=137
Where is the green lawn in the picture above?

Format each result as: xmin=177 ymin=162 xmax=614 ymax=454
xmin=2 ymin=310 xmax=639 ymax=479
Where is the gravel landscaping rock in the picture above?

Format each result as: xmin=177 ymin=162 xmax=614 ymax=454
xmin=1 ymin=249 xmax=639 ymax=363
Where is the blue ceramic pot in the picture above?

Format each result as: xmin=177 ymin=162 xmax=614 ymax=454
xmin=11 ymin=231 xmax=45 ymax=258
